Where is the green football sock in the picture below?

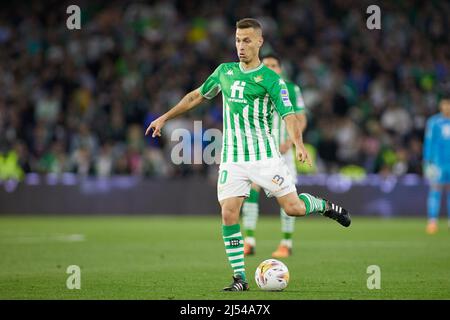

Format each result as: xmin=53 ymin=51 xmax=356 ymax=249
xmin=242 ymin=188 xmax=260 ymax=238
xmin=280 ymin=208 xmax=295 ymax=235
xmin=283 ymin=232 xmax=292 ymax=240
xmin=299 ymin=193 xmax=326 ymax=215
xmin=280 ymin=208 xmax=295 ymax=246
xmin=222 ymin=224 xmax=246 ymax=281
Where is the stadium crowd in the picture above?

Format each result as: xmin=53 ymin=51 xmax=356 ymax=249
xmin=0 ymin=0 xmax=448 ymax=179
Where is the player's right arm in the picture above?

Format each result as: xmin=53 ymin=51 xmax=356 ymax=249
xmin=145 ymin=89 xmax=205 ymax=137
xmin=145 ymin=64 xmax=223 ymax=138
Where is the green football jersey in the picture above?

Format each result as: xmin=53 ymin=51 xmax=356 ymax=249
xmin=199 ymin=62 xmax=294 ymax=163
xmin=272 ymin=80 xmax=305 ymax=149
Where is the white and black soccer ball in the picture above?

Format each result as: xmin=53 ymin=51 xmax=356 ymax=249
xmin=255 ymin=259 xmax=289 ymax=291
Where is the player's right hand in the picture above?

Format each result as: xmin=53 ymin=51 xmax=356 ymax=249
xmin=145 ymin=116 xmax=166 ymax=138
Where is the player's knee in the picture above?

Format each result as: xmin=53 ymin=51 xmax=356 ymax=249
xmin=221 ymin=206 xmax=240 ymax=225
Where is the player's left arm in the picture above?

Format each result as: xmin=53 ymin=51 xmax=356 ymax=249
xmin=284 ymin=114 xmax=311 ymax=165
xmin=280 ymin=84 xmax=308 ymax=154
xmin=268 ymin=79 xmax=311 ymax=165
xmin=292 ymin=84 xmax=308 ymax=132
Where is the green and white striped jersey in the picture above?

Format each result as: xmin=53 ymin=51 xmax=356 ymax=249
xmin=272 ymin=81 xmax=305 ymax=149
xmin=200 ymin=62 xmax=294 ymax=163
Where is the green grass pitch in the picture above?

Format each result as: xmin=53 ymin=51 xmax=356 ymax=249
xmin=0 ymin=215 xmax=449 ymax=299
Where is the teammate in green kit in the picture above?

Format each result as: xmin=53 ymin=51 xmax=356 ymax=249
xmin=146 ymin=18 xmax=351 ymax=292
xmin=242 ymin=54 xmax=307 ymax=258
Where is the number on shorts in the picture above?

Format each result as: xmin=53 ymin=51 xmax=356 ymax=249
xmin=219 ymin=170 xmax=228 ymax=184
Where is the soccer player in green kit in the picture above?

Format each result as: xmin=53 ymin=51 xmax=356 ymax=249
xmin=146 ymin=18 xmax=350 ymax=291
xmin=242 ymin=54 xmax=307 ymax=258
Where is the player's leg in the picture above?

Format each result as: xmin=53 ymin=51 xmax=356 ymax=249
xmin=272 ymin=208 xmax=295 ymax=258
xmin=276 ymin=191 xmax=350 ymax=226
xmin=220 ymin=196 xmax=247 ymax=284
xmin=252 ymin=157 xmax=350 ymax=226
xmin=273 ymin=155 xmax=297 ymax=258
xmin=427 ymin=179 xmax=443 ymax=234
xmin=425 ymin=165 xmax=444 ymax=234
xmin=242 ymin=183 xmax=261 ymax=255
xmin=217 ymin=164 xmax=250 ymax=291
xmin=427 ymin=184 xmax=442 ymax=234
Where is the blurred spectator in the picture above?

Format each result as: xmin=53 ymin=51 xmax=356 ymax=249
xmin=38 ymin=141 xmax=67 ymax=174
xmin=381 ymin=104 xmax=413 ymax=137
xmin=70 ymin=146 xmax=92 ymax=176
xmin=95 ymin=142 xmax=114 ymax=177
xmin=35 ymin=86 xmax=62 ymax=125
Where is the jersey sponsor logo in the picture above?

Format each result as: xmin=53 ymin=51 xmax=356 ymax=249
xmin=229 ymin=80 xmax=247 ymax=103
xmin=254 ymin=75 xmax=263 ymax=83
xmin=226 ymin=69 xmax=234 ymax=76
xmin=231 ymin=81 xmax=246 ymax=98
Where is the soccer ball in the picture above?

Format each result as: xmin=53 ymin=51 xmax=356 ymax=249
xmin=255 ymin=259 xmax=289 ymax=291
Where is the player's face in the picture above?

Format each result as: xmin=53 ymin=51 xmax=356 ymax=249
xmin=262 ymin=57 xmax=281 ymax=75
xmin=440 ymin=99 xmax=450 ymax=117
xmin=235 ymin=28 xmax=263 ymax=63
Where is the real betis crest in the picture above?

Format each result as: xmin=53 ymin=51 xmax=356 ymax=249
xmin=254 ymin=75 xmax=263 ymax=83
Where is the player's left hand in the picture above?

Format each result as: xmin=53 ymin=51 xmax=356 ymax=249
xmin=295 ymin=143 xmax=311 ymax=167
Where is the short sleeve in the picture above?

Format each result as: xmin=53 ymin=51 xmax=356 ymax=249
xmin=268 ymin=78 xmax=294 ymax=119
xmin=199 ymin=64 xmax=222 ymax=99
xmin=293 ymin=84 xmax=305 ymax=113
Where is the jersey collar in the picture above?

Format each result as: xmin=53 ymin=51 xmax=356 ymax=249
xmin=239 ymin=62 xmax=264 ymax=73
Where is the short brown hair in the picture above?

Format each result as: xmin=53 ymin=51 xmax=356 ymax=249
xmin=236 ymin=18 xmax=262 ymax=31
